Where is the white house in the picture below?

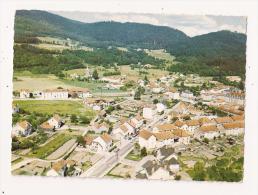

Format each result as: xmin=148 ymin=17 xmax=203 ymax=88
xmin=48 ymin=114 xmax=63 ymax=129
xmin=92 ymin=133 xmax=113 ymax=152
xmin=131 ymin=115 xmax=144 ymax=129
xmin=91 ymin=123 xmax=109 ymax=134
xmin=12 ymin=120 xmax=32 ymax=137
xmin=185 ymin=120 xmax=200 ymax=134
xmin=12 ymin=104 xmax=19 ymax=114
xmin=152 ymin=87 xmax=164 ymax=94
xmin=143 ymin=107 xmax=156 ymax=120
xmin=156 ymin=103 xmax=166 ymax=113
xmin=222 ymin=122 xmax=244 ymax=136
xmin=42 ymin=89 xmax=68 ymax=100
xmin=181 ymin=90 xmax=194 ymax=99
xmin=139 ymin=129 xmax=190 ymax=150
xmin=20 ymin=89 xmax=30 ymax=99
xmin=165 ymin=88 xmax=180 ymax=100
xmin=76 ymin=89 xmax=92 ymax=98
xmin=195 ymin=125 xmax=219 ymax=139
xmin=139 ymin=130 xmax=157 ymax=150
xmin=113 ymin=122 xmax=135 ymax=139
xmin=47 ymin=159 xmax=67 ymax=177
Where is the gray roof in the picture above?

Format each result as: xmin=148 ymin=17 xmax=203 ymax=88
xmin=158 ymin=146 xmax=175 ymax=160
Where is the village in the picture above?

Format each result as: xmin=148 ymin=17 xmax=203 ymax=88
xmin=11 ymin=65 xmax=245 ymax=181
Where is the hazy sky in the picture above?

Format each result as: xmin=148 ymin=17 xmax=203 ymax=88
xmin=51 ymin=11 xmax=247 ymax=37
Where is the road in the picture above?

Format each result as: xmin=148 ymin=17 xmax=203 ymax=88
xmin=80 ymin=139 xmax=134 ymax=178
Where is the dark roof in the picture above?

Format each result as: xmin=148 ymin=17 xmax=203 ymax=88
xmin=165 ymin=157 xmax=179 ymax=165
xmin=142 ymin=160 xmax=160 ymax=176
xmin=158 ymin=146 xmax=175 ymax=159
xmin=135 ymin=172 xmax=148 ymax=179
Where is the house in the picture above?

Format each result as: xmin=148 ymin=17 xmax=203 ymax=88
xmin=164 ymin=157 xmax=180 ymax=173
xmin=69 ymin=88 xmax=92 ymax=99
xmin=214 ymin=117 xmax=233 ymax=124
xmin=83 ymin=135 xmax=95 ymax=149
xmin=222 ymin=122 xmax=244 ymax=136
xmin=153 ymin=123 xmax=178 ymax=133
xmin=12 ymin=103 xmax=19 ymax=114
xmin=113 ymin=122 xmax=135 ymax=139
xmin=139 ymin=129 xmax=190 ymax=150
xmin=185 ymin=120 xmax=200 ymax=134
xmin=91 ymin=123 xmax=109 ymax=134
xmin=196 ymin=125 xmax=219 ymax=139
xmin=156 ymin=103 xmax=166 ymax=113
xmin=48 ymin=114 xmax=63 ymax=129
xmin=231 ymin=115 xmax=244 ymax=122
xmin=39 ymin=121 xmax=55 ymax=132
xmin=139 ymin=130 xmax=157 ymax=150
xmin=20 ymin=89 xmax=30 ymax=98
xmin=47 ymin=159 xmax=67 ymax=177
xmin=143 ymin=107 xmax=156 ymax=120
xmin=131 ymin=115 xmax=144 ymax=129
xmin=165 ymin=88 xmax=180 ymax=100
xmin=136 ymin=160 xmax=173 ymax=180
xmin=92 ymin=133 xmax=113 ymax=152
xmin=42 ymin=89 xmax=69 ymax=100
xmin=12 ymin=120 xmax=32 ymax=137
xmin=181 ymin=90 xmax=194 ymax=99
xmin=155 ymin=146 xmax=176 ymax=162
xmin=152 ymin=87 xmax=164 ymax=94
xmin=199 ymin=117 xmax=217 ymax=126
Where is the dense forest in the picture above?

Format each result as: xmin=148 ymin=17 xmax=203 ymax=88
xmin=14 ymin=10 xmax=247 ymax=76
xmin=14 ymin=44 xmax=164 ymax=75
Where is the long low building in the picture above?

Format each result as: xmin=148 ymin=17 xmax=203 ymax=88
xmin=139 ymin=129 xmax=190 ymax=150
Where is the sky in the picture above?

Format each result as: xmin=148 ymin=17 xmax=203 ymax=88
xmin=51 ymin=11 xmax=247 ymax=37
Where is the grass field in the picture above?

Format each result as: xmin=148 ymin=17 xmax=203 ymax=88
xmin=13 ymin=74 xmax=74 ymax=91
xmin=125 ymin=150 xmax=142 ymax=161
xmin=144 ymin=49 xmax=176 ymax=62
xmin=28 ymin=133 xmax=75 ymax=159
xmin=13 ymin=100 xmax=96 ymax=118
xmin=119 ymin=65 xmax=169 ymax=82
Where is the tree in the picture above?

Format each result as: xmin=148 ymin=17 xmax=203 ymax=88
xmin=92 ymin=69 xmax=99 ymax=80
xmin=140 ymin=147 xmax=147 ymax=157
xmin=80 ymin=116 xmax=90 ymax=124
xmin=77 ymin=135 xmax=85 ymax=147
xmin=192 ymin=161 xmax=206 ymax=181
xmin=70 ymin=114 xmax=78 ymax=123
xmin=203 ymin=138 xmax=209 ymax=144
xmin=153 ymin=99 xmax=159 ymax=104
xmin=134 ymin=89 xmax=141 ymax=100
xmin=144 ymin=75 xmax=149 ymax=85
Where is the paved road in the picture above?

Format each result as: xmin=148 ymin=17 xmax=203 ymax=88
xmin=80 ymin=140 xmax=134 ymax=178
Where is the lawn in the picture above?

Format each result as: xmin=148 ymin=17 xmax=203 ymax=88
xmin=125 ymin=150 xmax=143 ymax=161
xmin=13 ymin=74 xmax=74 ymax=91
xmin=28 ymin=133 xmax=75 ymax=159
xmin=144 ymin=49 xmax=176 ymax=62
xmin=13 ymin=100 xmax=96 ymax=118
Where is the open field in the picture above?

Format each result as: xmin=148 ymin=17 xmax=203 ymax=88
xmin=13 ymin=100 xmax=96 ymax=118
xmin=119 ymin=65 xmax=169 ymax=82
xmin=13 ymin=74 xmax=74 ymax=91
xmin=28 ymin=133 xmax=76 ymax=159
xmin=144 ymin=49 xmax=176 ymax=62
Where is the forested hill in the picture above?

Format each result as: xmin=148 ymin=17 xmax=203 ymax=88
xmin=15 ymin=10 xmax=189 ymax=49
xmin=14 ymin=10 xmax=247 ymax=76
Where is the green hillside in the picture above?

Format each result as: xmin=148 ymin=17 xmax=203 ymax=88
xmin=14 ymin=10 xmax=247 ymax=76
